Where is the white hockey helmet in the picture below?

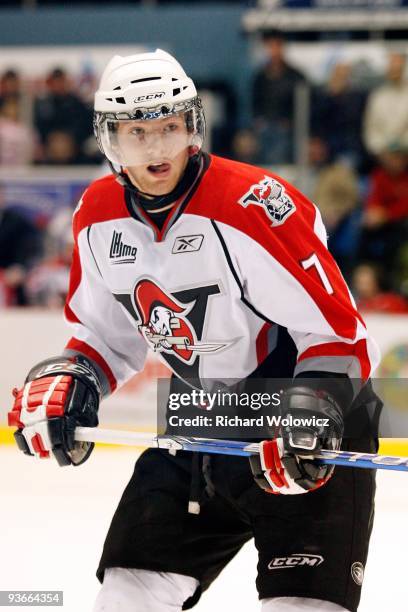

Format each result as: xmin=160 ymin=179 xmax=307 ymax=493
xmin=94 ymin=49 xmax=205 ymax=167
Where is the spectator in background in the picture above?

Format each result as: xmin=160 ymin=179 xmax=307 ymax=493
xmin=0 ymin=97 xmax=36 ymax=166
xmin=26 ymin=207 xmax=72 ymax=308
xmin=0 ymin=69 xmax=21 ymax=106
xmin=351 ymin=262 xmax=408 ymax=314
xmin=0 ymin=184 xmax=43 ymax=306
xmin=40 ymin=130 xmax=86 ymax=165
xmin=307 ymin=136 xmax=361 ymax=275
xmin=252 ymin=29 xmax=306 ymax=164
xmin=363 ymin=53 xmax=408 ymax=156
xmin=230 ymin=128 xmax=262 ymax=165
xmin=359 ymin=143 xmax=408 ymax=271
xmin=311 ymin=62 xmax=367 ymax=167
xmin=398 ymin=243 xmax=408 ymax=299
xmin=34 ymin=67 xmax=93 ymax=164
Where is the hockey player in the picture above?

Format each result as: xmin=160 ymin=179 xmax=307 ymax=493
xmin=8 ymin=50 xmax=381 ymax=612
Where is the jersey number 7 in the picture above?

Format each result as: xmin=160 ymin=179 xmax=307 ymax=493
xmin=301 ymin=253 xmax=334 ymax=295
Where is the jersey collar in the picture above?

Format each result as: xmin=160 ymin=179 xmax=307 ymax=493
xmin=124 ymin=152 xmax=210 ymax=242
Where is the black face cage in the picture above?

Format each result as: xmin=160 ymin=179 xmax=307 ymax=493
xmin=93 ymin=96 xmax=206 ymax=157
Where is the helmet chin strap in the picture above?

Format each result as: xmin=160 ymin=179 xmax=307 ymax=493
xmin=108 ymin=154 xmax=202 ymax=209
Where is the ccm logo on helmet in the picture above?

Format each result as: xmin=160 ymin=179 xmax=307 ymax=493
xmin=268 ymin=554 xmax=324 ymax=570
xmin=134 ymin=92 xmax=165 ymax=102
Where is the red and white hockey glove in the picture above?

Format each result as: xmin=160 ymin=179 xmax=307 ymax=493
xmin=8 ymin=355 xmax=101 ymax=466
xmin=250 ymin=386 xmax=344 ymax=494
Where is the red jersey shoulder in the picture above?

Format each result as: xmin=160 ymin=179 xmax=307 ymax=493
xmin=190 ymin=154 xmax=316 ymax=232
xmin=197 ymin=157 xmax=361 ymax=342
xmin=73 ymin=173 xmax=130 ymax=238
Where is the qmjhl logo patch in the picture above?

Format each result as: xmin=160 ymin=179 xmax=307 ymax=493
xmin=109 ymin=230 xmax=137 ymax=265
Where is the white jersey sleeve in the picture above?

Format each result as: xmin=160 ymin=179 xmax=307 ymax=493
xmin=64 ymin=191 xmax=148 ymax=394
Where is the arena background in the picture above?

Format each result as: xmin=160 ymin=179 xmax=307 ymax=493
xmin=0 ymin=1 xmax=408 ymax=611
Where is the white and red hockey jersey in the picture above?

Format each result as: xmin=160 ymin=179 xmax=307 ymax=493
xmin=64 ymin=154 xmax=380 ymax=395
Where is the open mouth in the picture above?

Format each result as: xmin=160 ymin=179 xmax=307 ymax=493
xmin=147 ymin=162 xmax=171 ymax=176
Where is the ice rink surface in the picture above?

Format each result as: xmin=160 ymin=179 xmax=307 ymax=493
xmin=1 ymin=446 xmax=408 ymax=612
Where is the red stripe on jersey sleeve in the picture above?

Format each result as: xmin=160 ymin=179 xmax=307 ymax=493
xmin=298 ymin=339 xmax=371 ymax=380
xmin=256 ymin=322 xmax=273 ymax=364
xmin=64 ymin=238 xmax=82 ymax=324
xmin=65 ymin=338 xmax=117 ymax=393
xmin=65 ymin=304 xmax=81 ymax=324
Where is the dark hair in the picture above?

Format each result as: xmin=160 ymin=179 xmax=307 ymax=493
xmin=261 ymin=29 xmax=285 ymax=42
xmin=1 ymin=69 xmax=19 ymax=81
xmin=48 ymin=67 xmax=66 ymax=80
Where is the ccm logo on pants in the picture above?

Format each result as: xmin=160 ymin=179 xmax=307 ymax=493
xmin=268 ymin=554 xmax=324 ymax=569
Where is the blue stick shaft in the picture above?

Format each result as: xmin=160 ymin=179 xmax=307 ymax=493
xmin=158 ymin=436 xmax=408 ymax=472
xmin=315 ymin=457 xmax=408 ymax=472
xmin=74 ymin=428 xmax=408 ymax=472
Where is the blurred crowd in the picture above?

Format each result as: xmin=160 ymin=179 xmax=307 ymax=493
xmin=234 ymin=31 xmax=408 ymax=312
xmin=0 ymin=31 xmax=407 ymax=312
xmin=0 ymin=67 xmax=98 ymax=166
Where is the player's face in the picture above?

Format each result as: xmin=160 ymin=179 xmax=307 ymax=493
xmin=117 ymin=115 xmax=190 ymax=196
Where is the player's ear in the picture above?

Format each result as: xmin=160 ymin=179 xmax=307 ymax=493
xmin=189 ymin=144 xmax=200 ymax=156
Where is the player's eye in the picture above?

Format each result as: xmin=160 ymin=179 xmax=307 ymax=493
xmin=163 ymin=123 xmax=180 ymax=134
xmin=131 ymin=127 xmax=145 ymax=137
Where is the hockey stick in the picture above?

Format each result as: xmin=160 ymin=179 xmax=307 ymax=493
xmin=75 ymin=427 xmax=408 ymax=472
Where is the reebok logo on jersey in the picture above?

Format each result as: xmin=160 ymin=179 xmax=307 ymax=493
xmin=268 ymin=554 xmax=324 ymax=570
xmin=238 ymin=176 xmax=296 ymax=227
xmin=109 ymin=231 xmax=137 ymax=265
xmin=172 ymin=235 xmax=204 ymax=254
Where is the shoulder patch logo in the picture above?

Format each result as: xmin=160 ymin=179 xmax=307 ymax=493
xmin=238 ymin=176 xmax=296 ymax=227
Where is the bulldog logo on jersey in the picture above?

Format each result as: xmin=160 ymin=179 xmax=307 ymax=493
xmin=134 ymin=280 xmax=226 ymax=365
xmin=238 ymin=177 xmax=296 ymax=227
